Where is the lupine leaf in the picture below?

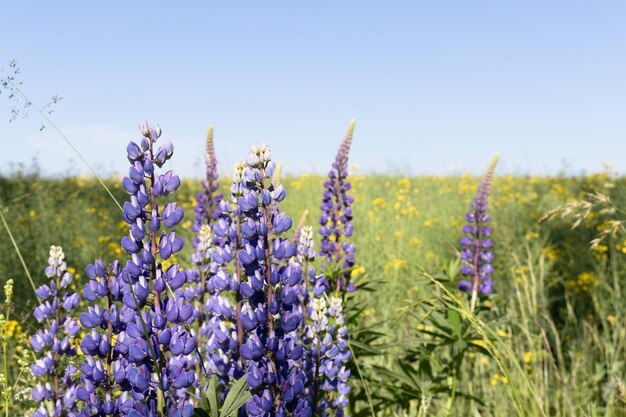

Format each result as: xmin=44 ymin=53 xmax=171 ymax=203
xmin=206 ymin=375 xmax=220 ymax=417
xmin=219 ymin=376 xmax=251 ymax=417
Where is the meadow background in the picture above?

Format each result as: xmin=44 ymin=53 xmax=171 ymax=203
xmin=2 ymin=163 xmax=626 ymax=416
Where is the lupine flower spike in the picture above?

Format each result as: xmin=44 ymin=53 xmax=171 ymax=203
xmin=199 ymin=171 xmax=242 ymax=388
xmin=192 ymin=125 xmax=222 ymax=234
xmin=30 ymin=245 xmax=80 ymax=417
xmin=297 ymin=227 xmax=350 ymax=417
xmin=458 ymin=154 xmax=499 ymax=313
xmin=189 ymin=125 xmax=225 ymax=393
xmin=117 ymin=121 xmax=196 ymax=416
xmin=237 ymin=144 xmax=311 ymax=417
xmin=76 ymin=260 xmax=127 ymax=416
xmin=309 ymin=296 xmax=351 ymax=417
xmin=319 ymin=120 xmax=357 ymax=295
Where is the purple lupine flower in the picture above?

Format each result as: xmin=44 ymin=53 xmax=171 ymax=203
xmin=319 ymin=120 xmax=357 ymax=294
xmin=187 ymin=126 xmax=224 ymax=393
xmin=203 ymin=208 xmax=241 ymax=381
xmin=308 ymin=296 xmax=351 ymax=417
xmin=186 ymin=161 xmax=246 ymax=403
xmin=297 ymin=221 xmax=350 ymax=417
xmin=30 ymin=245 xmax=80 ymax=417
xmin=237 ymin=145 xmax=312 ymax=416
xmin=457 ymin=155 xmax=499 ymax=312
xmin=192 ymin=125 xmax=223 ymax=234
xmin=196 ymin=207 xmax=242 ymax=383
xmin=297 ymin=225 xmax=326 ymax=299
xmin=115 ymin=121 xmax=196 ymax=416
xmin=75 ymin=259 xmax=135 ymax=416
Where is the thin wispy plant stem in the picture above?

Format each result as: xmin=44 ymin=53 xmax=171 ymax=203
xmin=0 ymin=203 xmax=36 ymax=293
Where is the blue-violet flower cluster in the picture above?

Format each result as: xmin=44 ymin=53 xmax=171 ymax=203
xmin=116 ymin=121 xmax=196 ymax=416
xmin=458 ymin=155 xmax=499 ymax=311
xmin=30 ymin=245 xmax=80 ymax=417
xmin=319 ymin=120 xmax=356 ymax=294
xmin=236 ymin=144 xmax=311 ymax=417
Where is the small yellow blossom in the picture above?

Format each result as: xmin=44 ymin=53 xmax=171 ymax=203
xmin=372 ymin=197 xmax=386 ymax=209
xmin=351 ymin=266 xmax=366 ymax=279
xmin=496 ymin=328 xmax=510 ymax=338
xmin=424 ymin=219 xmax=437 ymax=228
xmin=491 ymin=373 xmax=508 ymax=386
xmin=409 ymin=238 xmax=422 ymax=248
xmin=542 ymin=247 xmax=559 ymax=261
xmin=523 ymin=352 xmax=533 ymax=364
xmin=525 ymin=232 xmax=540 ymax=240
xmin=384 ymin=258 xmax=407 ymax=274
xmin=396 ymin=178 xmax=411 ymax=188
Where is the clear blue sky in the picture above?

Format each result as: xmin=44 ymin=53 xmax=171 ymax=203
xmin=1 ymin=1 xmax=625 ymax=177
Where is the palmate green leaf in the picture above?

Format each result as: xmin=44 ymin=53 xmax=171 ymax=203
xmin=206 ymin=375 xmax=220 ymax=417
xmin=219 ymin=375 xmax=252 ymax=417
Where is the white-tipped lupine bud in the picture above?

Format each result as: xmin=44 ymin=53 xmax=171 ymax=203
xmin=197 ymin=225 xmax=212 ymax=253
xmin=260 ymin=144 xmax=271 ymax=164
xmin=329 ymin=296 xmax=343 ymax=318
xmin=299 ymin=226 xmax=314 ymax=249
xmin=49 ymin=245 xmax=65 ymax=266
xmin=233 ymin=162 xmax=245 ymax=182
xmin=311 ymin=297 xmax=329 ymax=332
xmin=247 ymin=144 xmax=272 ymax=167
xmin=247 ymin=151 xmax=261 ymax=167
xmin=139 ymin=120 xmax=150 ymax=137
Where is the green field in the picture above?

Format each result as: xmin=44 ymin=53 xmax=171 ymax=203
xmin=1 ymin=170 xmax=625 ymax=416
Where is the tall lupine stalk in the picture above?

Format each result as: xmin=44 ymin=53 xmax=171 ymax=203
xmin=189 ymin=162 xmax=248 ymax=395
xmin=230 ymin=162 xmax=246 ymax=356
xmin=297 ymin=225 xmax=349 ymax=417
xmin=457 ymin=155 xmax=499 ymax=313
xmin=189 ymin=125 xmax=223 ymax=391
xmin=191 ymin=125 xmax=222 ymax=234
xmin=30 ymin=245 xmax=80 ymax=417
xmin=309 ymin=297 xmax=351 ymax=417
xmin=319 ymin=120 xmax=356 ymax=295
xmin=116 ymin=121 xmax=196 ymax=416
xmin=189 ymin=223 xmax=214 ymax=390
xmin=236 ymin=145 xmax=311 ymax=417
xmin=294 ymin=223 xmax=326 ymax=321
xmin=202 ymin=197 xmax=242 ymax=384
xmin=76 ymin=259 xmax=129 ymax=415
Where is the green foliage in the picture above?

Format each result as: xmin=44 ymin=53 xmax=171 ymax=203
xmin=194 ymin=376 xmax=252 ymax=417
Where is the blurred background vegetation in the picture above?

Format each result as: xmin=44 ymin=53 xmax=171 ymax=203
xmin=2 ymin=163 xmax=626 ymax=415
